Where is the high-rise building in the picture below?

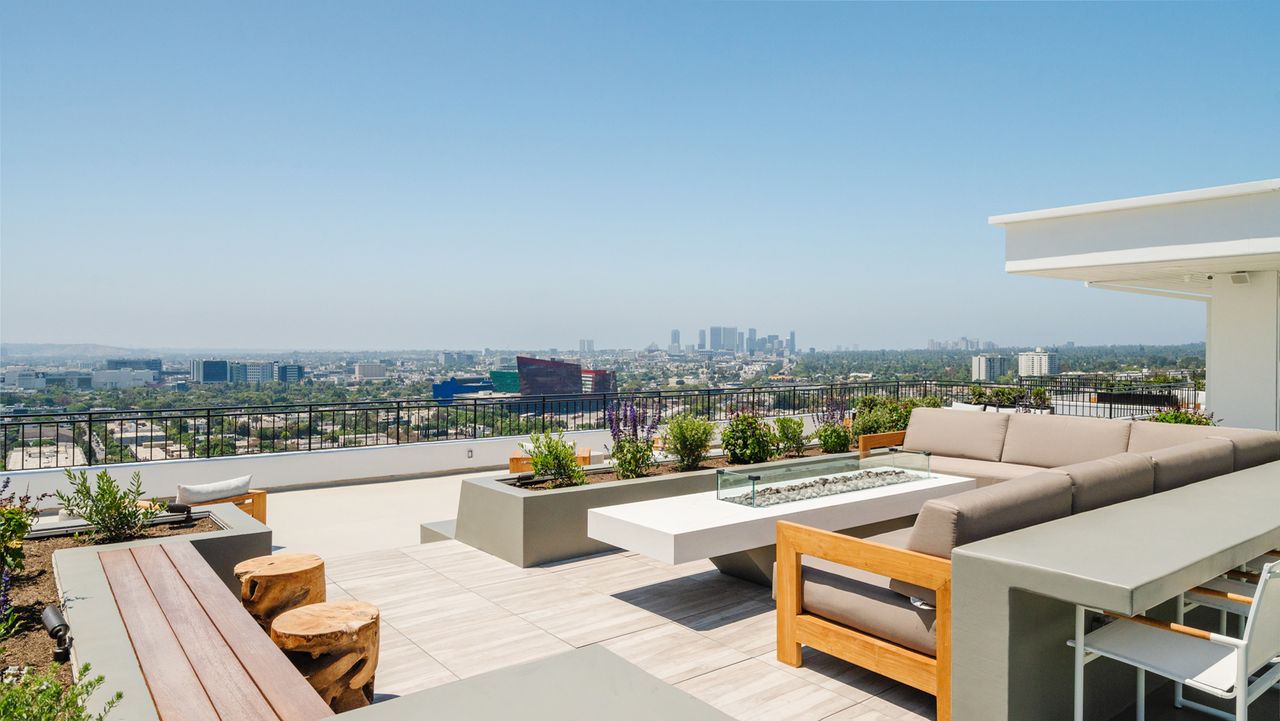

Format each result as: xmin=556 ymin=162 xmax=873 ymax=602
xmin=190 ymin=360 xmax=230 ymax=383
xmin=355 ymin=362 xmax=388 ymax=380
xmin=276 ymin=364 xmax=305 ymax=383
xmin=787 ymin=331 xmax=797 ymax=354
xmin=747 ymin=328 xmax=757 ymax=353
xmin=669 ymin=329 xmax=680 ymax=353
xmin=709 ymin=327 xmax=724 ymax=352
xmin=971 ymin=354 xmax=1010 ymax=382
xmin=516 ymin=356 xmax=583 ymax=395
xmin=106 ymin=358 xmax=162 ymax=372
xmin=736 ymin=331 xmax=745 ymax=353
xmin=1017 ymin=348 xmax=1061 ymax=377
xmin=723 ymin=326 xmax=737 ymax=352
xmin=581 ymin=369 xmax=615 ymax=394
xmin=698 ymin=330 xmax=707 ymax=350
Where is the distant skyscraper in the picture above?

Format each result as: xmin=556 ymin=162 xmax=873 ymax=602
xmin=242 ymin=361 xmax=276 ymax=384
xmin=723 ymin=326 xmax=737 ymax=352
xmin=669 ymin=329 xmax=680 ymax=353
xmin=1018 ymin=348 xmax=1061 ymax=377
xmin=709 ymin=327 xmax=724 ymax=351
xmin=276 ymin=364 xmax=305 ymax=383
xmin=355 ymin=362 xmax=388 ymax=380
xmin=190 ymin=360 xmax=230 ymax=383
xmin=736 ymin=332 xmax=745 ymax=353
xmin=971 ymin=354 xmax=1010 ymax=382
xmin=579 ymin=339 xmax=595 ymax=354
xmin=747 ymin=328 xmax=757 ymax=353
xmin=106 ymin=358 xmax=162 ymax=372
xmin=787 ymin=331 xmax=797 ymax=353
xmin=698 ymin=329 xmax=707 ymax=350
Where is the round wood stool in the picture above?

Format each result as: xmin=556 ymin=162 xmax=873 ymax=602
xmin=233 ymin=553 xmax=325 ymax=631
xmin=270 ymin=601 xmax=380 ymax=712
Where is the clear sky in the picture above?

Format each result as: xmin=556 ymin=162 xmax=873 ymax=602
xmin=2 ymin=1 xmax=1277 ymax=351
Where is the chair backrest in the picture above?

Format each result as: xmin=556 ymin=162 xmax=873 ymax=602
xmin=1243 ymin=560 xmax=1280 ymax=672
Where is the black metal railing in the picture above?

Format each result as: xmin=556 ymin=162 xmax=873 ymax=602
xmin=0 ymin=379 xmax=1198 ymax=471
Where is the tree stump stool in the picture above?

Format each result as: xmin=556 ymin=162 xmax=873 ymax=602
xmin=233 ymin=553 xmax=325 ymax=631
xmin=270 ymin=601 xmax=380 ymax=712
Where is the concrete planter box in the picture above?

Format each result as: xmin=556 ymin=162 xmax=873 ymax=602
xmin=452 ymin=452 xmax=861 ymax=567
xmin=48 ymin=504 xmax=271 ymax=720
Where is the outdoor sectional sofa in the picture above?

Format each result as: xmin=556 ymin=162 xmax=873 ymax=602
xmin=776 ymin=408 xmax=1280 ymax=721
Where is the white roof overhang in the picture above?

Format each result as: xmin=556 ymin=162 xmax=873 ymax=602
xmin=989 ymin=179 xmax=1280 ymax=301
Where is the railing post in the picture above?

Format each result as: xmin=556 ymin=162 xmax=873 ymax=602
xmin=395 ymin=401 xmax=402 ymax=444
xmin=205 ymin=409 xmax=212 ymax=458
xmin=308 ymin=405 xmax=314 ymax=451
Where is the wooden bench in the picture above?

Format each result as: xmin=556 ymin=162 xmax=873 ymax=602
xmin=508 ymin=447 xmax=592 ymax=474
xmin=99 ymin=541 xmax=333 ymax=721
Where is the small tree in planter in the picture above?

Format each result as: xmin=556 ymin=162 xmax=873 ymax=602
xmin=56 ymin=470 xmax=165 ymax=544
xmin=721 ymin=413 xmax=775 ymax=465
xmin=606 ymin=401 xmax=660 ymax=480
xmin=526 ymin=432 xmax=587 ymax=488
xmin=661 ymin=413 xmax=715 ymax=471
xmin=773 ymin=417 xmax=808 ymax=457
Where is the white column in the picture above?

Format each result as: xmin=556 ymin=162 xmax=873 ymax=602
xmin=1206 ymin=270 xmax=1280 ymax=430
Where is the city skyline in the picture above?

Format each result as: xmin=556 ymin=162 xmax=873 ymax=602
xmin=4 ymin=3 xmax=1276 ymax=350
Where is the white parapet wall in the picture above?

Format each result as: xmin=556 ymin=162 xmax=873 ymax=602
xmin=4 ymin=412 xmax=834 ymax=507
xmin=6 ymin=429 xmax=618 ymax=505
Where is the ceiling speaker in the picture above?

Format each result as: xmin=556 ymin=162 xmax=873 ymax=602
xmin=1230 ymin=272 xmax=1250 ymax=285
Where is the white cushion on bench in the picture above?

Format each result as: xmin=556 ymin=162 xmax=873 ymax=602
xmin=177 ymin=475 xmax=252 ymax=504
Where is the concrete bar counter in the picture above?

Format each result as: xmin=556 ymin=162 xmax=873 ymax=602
xmin=951 ymin=461 xmax=1280 ymax=721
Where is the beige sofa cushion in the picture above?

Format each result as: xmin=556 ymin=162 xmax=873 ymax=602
xmin=901 ymin=408 xmax=1010 ymax=462
xmin=1206 ymin=428 xmax=1280 ymax=470
xmin=1128 ymin=421 xmax=1280 ymax=470
xmin=927 ymin=456 xmax=1043 ymax=488
xmin=891 ymin=471 xmax=1073 ymax=604
xmin=1126 ymin=421 xmax=1218 ymax=452
xmin=1146 ymin=438 xmax=1235 ymax=492
xmin=789 ymin=528 xmax=937 ymax=656
xmin=1000 ymin=415 xmax=1132 ymax=468
xmin=1055 ymin=453 xmax=1154 ymax=514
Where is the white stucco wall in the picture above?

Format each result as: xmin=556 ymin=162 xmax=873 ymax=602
xmin=1206 ymin=271 xmax=1280 ymax=430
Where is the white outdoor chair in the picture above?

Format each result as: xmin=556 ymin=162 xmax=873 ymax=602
xmin=1070 ymin=561 xmax=1280 ymax=721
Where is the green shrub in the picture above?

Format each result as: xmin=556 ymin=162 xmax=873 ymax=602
xmin=814 ymin=422 xmax=852 ymax=454
xmin=850 ymin=396 xmax=943 ymax=440
xmin=610 ymin=436 xmax=655 ymax=480
xmin=526 ymin=432 xmax=586 ymax=488
xmin=989 ymin=386 xmax=1024 ymax=407
xmin=662 ymin=413 xmax=715 ymax=471
xmin=773 ymin=417 xmax=807 ymax=457
xmin=1146 ymin=407 xmax=1216 ymax=426
xmin=720 ymin=414 xmax=775 ymax=465
xmin=1 ymin=477 xmax=44 ymax=575
xmin=967 ymin=385 xmax=989 ymax=404
xmin=55 ymin=470 xmax=164 ymax=544
xmin=0 ymin=663 xmax=121 ymax=721
xmin=1029 ymin=387 xmax=1051 ymax=408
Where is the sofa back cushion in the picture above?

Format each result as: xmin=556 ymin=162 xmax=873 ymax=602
xmin=891 ymin=470 xmax=1073 ymax=604
xmin=901 ymin=408 xmax=1010 ymax=462
xmin=1206 ymin=428 xmax=1280 ymax=470
xmin=1000 ymin=415 xmax=1132 ymax=468
xmin=1056 ymin=453 xmax=1154 ymax=514
xmin=1126 ymin=421 xmax=1218 ymax=453
xmin=1128 ymin=421 xmax=1280 ymax=470
xmin=1146 ymin=438 xmax=1235 ymax=492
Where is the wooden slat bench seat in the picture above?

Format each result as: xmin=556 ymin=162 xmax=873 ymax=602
xmin=99 ymin=541 xmax=334 ymax=721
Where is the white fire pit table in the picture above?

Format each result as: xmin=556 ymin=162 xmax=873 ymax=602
xmin=587 ymin=470 xmax=974 ymax=585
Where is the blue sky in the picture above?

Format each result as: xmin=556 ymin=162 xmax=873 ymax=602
xmin=2 ymin=1 xmax=1277 ymax=351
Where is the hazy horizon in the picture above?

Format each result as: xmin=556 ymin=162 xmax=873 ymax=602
xmin=3 ymin=2 xmax=1276 ymax=350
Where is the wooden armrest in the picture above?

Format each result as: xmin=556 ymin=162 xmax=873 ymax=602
xmin=858 ymin=431 xmax=907 ymax=459
xmin=776 ymin=520 xmax=950 ymax=590
xmin=1189 ymin=585 xmax=1253 ymax=606
xmin=1102 ymin=611 xmax=1213 ymax=641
